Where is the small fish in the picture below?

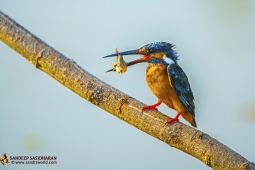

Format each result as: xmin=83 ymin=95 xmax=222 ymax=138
xmin=106 ymin=48 xmax=127 ymax=74
xmin=0 ymin=153 xmax=8 ymax=165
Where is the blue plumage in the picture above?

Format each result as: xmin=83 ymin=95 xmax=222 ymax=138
xmin=143 ymin=42 xmax=179 ymax=62
xmin=167 ymin=64 xmax=195 ymax=116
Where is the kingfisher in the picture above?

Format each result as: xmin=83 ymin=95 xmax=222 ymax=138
xmin=104 ymin=42 xmax=197 ymax=128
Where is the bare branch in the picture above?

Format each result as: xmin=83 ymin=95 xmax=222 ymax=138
xmin=0 ymin=10 xmax=254 ymax=170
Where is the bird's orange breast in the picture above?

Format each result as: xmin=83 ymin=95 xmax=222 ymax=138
xmin=146 ymin=63 xmax=187 ymax=113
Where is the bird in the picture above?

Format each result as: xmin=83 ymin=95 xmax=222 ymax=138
xmin=104 ymin=42 xmax=197 ymax=128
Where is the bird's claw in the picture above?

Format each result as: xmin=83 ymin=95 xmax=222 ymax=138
xmin=165 ymin=117 xmax=179 ymax=125
xmin=165 ymin=112 xmax=181 ymax=125
xmin=142 ymin=106 xmax=158 ymax=111
xmin=142 ymin=101 xmax=162 ymax=111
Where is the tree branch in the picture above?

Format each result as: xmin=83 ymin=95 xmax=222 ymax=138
xmin=0 ymin=10 xmax=254 ymax=170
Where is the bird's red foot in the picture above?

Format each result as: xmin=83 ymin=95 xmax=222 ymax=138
xmin=165 ymin=112 xmax=181 ymax=125
xmin=142 ymin=101 xmax=162 ymax=111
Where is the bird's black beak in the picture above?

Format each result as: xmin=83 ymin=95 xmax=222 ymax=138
xmin=103 ymin=49 xmax=140 ymax=58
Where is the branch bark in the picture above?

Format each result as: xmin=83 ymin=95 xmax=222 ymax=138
xmin=0 ymin=10 xmax=254 ymax=170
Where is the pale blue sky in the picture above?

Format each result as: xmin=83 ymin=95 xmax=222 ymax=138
xmin=0 ymin=1 xmax=255 ymax=169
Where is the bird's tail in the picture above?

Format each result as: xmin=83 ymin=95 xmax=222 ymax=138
xmin=191 ymin=118 xmax=197 ymax=128
xmin=182 ymin=111 xmax=197 ymax=128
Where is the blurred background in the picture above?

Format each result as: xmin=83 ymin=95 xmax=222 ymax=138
xmin=0 ymin=1 xmax=255 ymax=169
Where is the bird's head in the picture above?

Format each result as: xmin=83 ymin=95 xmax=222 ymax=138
xmin=103 ymin=42 xmax=178 ymax=66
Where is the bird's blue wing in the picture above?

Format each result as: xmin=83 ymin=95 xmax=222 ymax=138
xmin=167 ymin=64 xmax=195 ymax=116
